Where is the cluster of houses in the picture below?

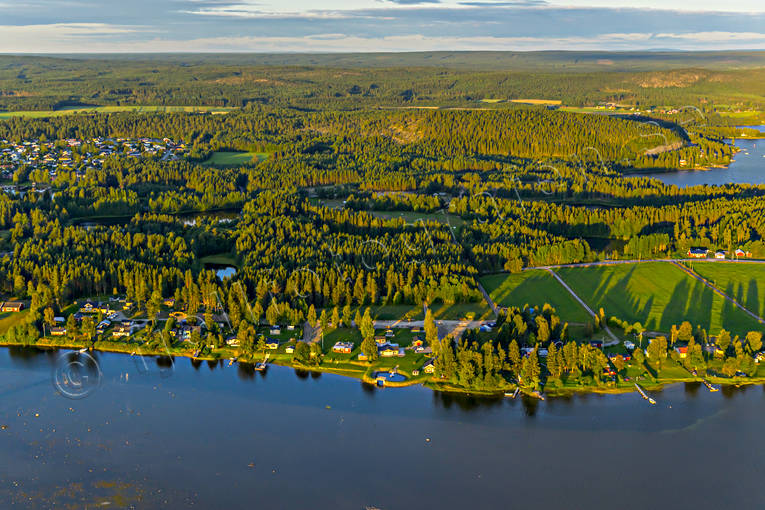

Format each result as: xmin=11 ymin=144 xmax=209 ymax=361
xmin=0 ymin=137 xmax=188 ymax=181
xmin=329 ymin=327 xmax=437 ymax=373
xmin=687 ymin=248 xmax=752 ymax=259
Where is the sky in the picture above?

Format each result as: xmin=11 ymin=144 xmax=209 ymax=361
xmin=1 ymin=0 xmax=765 ymax=53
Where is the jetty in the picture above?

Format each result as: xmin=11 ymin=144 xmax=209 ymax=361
xmin=254 ymin=353 xmax=269 ymax=371
xmin=634 ymin=383 xmax=656 ymax=404
xmin=702 ymin=379 xmax=719 ymax=392
xmin=504 ymin=387 xmax=520 ymax=399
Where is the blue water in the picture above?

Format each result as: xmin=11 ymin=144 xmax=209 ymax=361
xmin=650 ymin=126 xmax=765 ymax=188
xmin=1 ymin=347 xmax=764 ymax=509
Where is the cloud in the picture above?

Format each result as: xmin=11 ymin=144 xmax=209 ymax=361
xmin=1 ymin=2 xmax=764 ymax=52
xmin=384 ymin=0 xmax=442 ymax=4
xmin=3 ymin=29 xmax=765 ymax=53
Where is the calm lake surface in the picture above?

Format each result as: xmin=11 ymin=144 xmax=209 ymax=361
xmin=1 ymin=347 xmax=763 ymax=509
xmin=649 ymin=126 xmax=765 ymax=187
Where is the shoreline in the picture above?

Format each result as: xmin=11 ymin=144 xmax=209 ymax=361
xmin=3 ymin=339 xmax=762 ymax=400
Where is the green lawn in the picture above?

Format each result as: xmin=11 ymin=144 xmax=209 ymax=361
xmin=480 ymin=270 xmax=591 ymax=322
xmin=202 ymin=151 xmax=269 ymax=167
xmin=690 ymin=262 xmax=765 ymax=318
xmin=555 ymin=262 xmax=763 ymax=336
xmin=0 ymin=310 xmax=29 ymax=335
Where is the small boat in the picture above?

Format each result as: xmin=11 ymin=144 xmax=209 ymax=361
xmin=635 ymin=383 xmax=656 ymax=405
xmin=228 ymin=357 xmax=237 ymax=367
xmin=254 ymin=362 xmax=267 ymax=371
xmin=702 ymin=379 xmax=719 ymax=392
xmin=78 ymin=348 xmax=88 ymax=353
xmin=531 ymin=390 xmax=545 ymax=401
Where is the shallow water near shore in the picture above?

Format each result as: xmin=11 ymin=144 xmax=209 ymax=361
xmin=1 ymin=347 xmax=763 ymax=509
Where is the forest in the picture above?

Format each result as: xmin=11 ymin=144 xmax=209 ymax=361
xmin=1 ymin=53 xmax=764 ymax=395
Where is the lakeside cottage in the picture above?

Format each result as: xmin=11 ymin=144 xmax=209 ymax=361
xmin=0 ymin=301 xmax=24 ymax=312
xmin=50 ymin=327 xmax=67 ymax=336
xmin=332 ymin=341 xmax=354 ymax=354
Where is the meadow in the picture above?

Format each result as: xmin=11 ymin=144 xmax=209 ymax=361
xmin=202 ymin=151 xmax=269 ymax=167
xmin=0 ymin=105 xmax=236 ymax=119
xmin=555 ymin=262 xmax=763 ymax=335
xmin=689 ymin=262 xmax=765 ymax=318
xmin=479 ymin=270 xmax=591 ymax=323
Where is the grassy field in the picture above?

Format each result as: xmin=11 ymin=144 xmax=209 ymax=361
xmin=0 ymin=105 xmax=236 ymax=118
xmin=0 ymin=310 xmax=29 ymax=335
xmin=480 ymin=270 xmax=591 ymax=322
xmin=368 ymin=210 xmax=465 ymax=231
xmin=199 ymin=253 xmax=238 ymax=266
xmin=202 ymin=151 xmax=269 ymax=167
xmin=689 ymin=262 xmax=765 ymax=318
xmin=556 ymin=262 xmax=763 ymax=335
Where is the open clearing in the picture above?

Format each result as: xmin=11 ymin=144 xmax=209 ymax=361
xmin=202 ymin=151 xmax=269 ymax=167
xmin=555 ymin=262 xmax=762 ymax=335
xmin=689 ymin=262 xmax=765 ymax=318
xmin=480 ymin=270 xmax=591 ymax=322
xmin=0 ymin=105 xmax=236 ymax=119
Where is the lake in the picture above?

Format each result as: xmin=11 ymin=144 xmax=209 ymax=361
xmin=1 ymin=347 xmax=763 ymax=509
xmin=649 ymin=126 xmax=765 ymax=187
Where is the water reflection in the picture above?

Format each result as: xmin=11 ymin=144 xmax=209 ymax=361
xmin=684 ymin=381 xmax=701 ymax=397
xmin=1 ymin=347 xmax=764 ymax=510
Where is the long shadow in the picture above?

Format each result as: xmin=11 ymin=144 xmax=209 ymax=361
xmin=659 ymin=278 xmax=690 ymax=332
xmin=688 ymin=280 xmax=714 ymax=332
xmin=599 ymin=265 xmax=640 ymax=319
xmin=746 ymin=278 xmax=760 ymax=317
xmin=637 ymin=295 xmax=655 ymax=330
xmin=720 ymin=282 xmax=745 ymax=334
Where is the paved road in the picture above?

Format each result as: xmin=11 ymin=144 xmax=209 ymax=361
xmin=545 ymin=268 xmax=620 ymax=343
xmin=670 ymin=261 xmax=765 ymax=325
xmin=525 ymin=257 xmax=765 ymax=271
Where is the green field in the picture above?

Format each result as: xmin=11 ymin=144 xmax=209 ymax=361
xmin=368 ymin=210 xmax=465 ymax=232
xmin=690 ymin=262 xmax=765 ymax=318
xmin=556 ymin=262 xmax=763 ymax=335
xmin=202 ymin=151 xmax=269 ymax=167
xmin=0 ymin=310 xmax=29 ymax=335
xmin=480 ymin=270 xmax=591 ymax=322
xmin=0 ymin=105 xmax=236 ymax=119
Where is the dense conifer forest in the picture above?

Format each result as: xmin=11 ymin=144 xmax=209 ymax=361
xmin=1 ymin=52 xmax=764 ymax=394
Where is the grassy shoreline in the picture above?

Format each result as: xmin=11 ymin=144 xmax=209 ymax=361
xmin=3 ymin=339 xmax=762 ymax=400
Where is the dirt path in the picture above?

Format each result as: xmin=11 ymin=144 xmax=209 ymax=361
xmin=546 ymin=268 xmax=620 ymax=343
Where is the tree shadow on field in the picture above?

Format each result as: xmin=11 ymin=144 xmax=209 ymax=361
xmin=659 ymin=278 xmax=690 ymax=332
xmin=746 ymin=278 xmax=760 ymax=317
xmin=637 ymin=296 xmax=655 ymax=330
xmin=599 ymin=265 xmax=660 ymax=326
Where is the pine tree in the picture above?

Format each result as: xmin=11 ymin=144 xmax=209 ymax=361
xmin=424 ymin=308 xmax=438 ymax=351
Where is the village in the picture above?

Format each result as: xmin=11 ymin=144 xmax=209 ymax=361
xmin=0 ymin=136 xmax=188 ymax=185
xmin=1 ymin=290 xmax=763 ymax=392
